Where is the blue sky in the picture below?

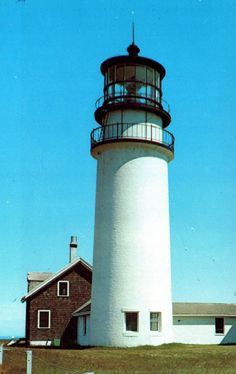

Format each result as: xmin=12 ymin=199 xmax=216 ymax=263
xmin=0 ymin=0 xmax=235 ymax=337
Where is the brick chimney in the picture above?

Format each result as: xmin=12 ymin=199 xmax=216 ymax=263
xmin=69 ymin=236 xmax=77 ymax=263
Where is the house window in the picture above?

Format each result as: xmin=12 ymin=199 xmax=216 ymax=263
xmin=150 ymin=312 xmax=161 ymax=332
xmin=57 ymin=281 xmax=69 ymax=297
xmin=38 ymin=310 xmax=51 ymax=329
xmin=215 ymin=317 xmax=224 ymax=334
xmin=125 ymin=312 xmax=138 ymax=332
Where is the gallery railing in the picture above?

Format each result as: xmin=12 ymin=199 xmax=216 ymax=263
xmin=91 ymin=122 xmax=175 ymax=152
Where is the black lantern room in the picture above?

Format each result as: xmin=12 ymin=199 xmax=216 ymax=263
xmin=91 ymin=43 xmax=174 ymax=156
xmin=94 ymin=43 xmax=171 ymax=128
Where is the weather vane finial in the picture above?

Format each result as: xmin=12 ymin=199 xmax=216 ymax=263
xmin=127 ymin=10 xmax=140 ymax=56
xmin=131 ymin=10 xmax=135 ymax=44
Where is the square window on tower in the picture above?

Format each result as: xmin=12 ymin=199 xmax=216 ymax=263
xmin=125 ymin=312 xmax=139 ymax=332
xmin=150 ymin=312 xmax=161 ymax=332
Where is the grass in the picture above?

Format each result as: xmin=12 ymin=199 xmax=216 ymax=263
xmin=0 ymin=341 xmax=236 ymax=373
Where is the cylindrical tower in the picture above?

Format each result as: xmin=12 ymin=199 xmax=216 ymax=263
xmin=90 ymin=42 xmax=175 ymax=347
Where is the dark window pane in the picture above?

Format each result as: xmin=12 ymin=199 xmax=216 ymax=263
xmin=39 ymin=311 xmax=49 ymax=328
xmin=83 ymin=316 xmax=87 ymax=336
xmin=125 ymin=312 xmax=138 ymax=332
xmin=58 ymin=281 xmax=68 ymax=296
xmin=215 ymin=318 xmax=224 ymax=334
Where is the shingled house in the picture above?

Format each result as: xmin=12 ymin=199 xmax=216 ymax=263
xmin=21 ymin=236 xmax=92 ymax=347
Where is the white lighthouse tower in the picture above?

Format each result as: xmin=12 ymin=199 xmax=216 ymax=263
xmin=90 ymin=41 xmax=175 ymax=347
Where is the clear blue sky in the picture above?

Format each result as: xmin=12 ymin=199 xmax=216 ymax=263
xmin=0 ymin=0 xmax=235 ymax=337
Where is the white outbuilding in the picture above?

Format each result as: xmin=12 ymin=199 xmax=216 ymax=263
xmin=73 ymin=301 xmax=236 ymax=346
xmin=173 ymin=303 xmax=236 ymax=345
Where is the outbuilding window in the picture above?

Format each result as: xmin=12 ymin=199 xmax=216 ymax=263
xmin=125 ymin=312 xmax=138 ymax=332
xmin=57 ymin=280 xmax=69 ymax=297
xmin=38 ymin=310 xmax=51 ymax=329
xmin=215 ymin=317 xmax=224 ymax=334
xmin=150 ymin=312 xmax=161 ymax=332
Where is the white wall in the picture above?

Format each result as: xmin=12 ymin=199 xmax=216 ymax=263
xmin=173 ymin=316 xmax=236 ymax=344
xmin=90 ymin=142 xmax=173 ymax=347
xmin=105 ymin=109 xmax=163 ymax=127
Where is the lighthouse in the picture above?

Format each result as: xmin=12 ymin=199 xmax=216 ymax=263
xmin=90 ymin=41 xmax=175 ymax=347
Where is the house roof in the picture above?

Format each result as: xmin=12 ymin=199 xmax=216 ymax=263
xmin=71 ymin=301 xmax=236 ymax=317
xmin=72 ymin=300 xmax=91 ymax=316
xmin=173 ymin=302 xmax=236 ymax=316
xmin=27 ymin=272 xmax=54 ymax=281
xmin=27 ymin=272 xmax=55 ymax=292
xmin=21 ymin=257 xmax=92 ymax=302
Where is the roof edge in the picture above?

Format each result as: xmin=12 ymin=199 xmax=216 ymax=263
xmin=174 ymin=313 xmax=236 ymax=317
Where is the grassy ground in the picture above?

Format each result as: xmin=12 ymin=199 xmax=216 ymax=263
xmin=0 ymin=342 xmax=236 ymax=374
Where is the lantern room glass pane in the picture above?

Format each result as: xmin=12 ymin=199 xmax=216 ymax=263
xmin=147 ymin=67 xmax=154 ymax=85
xmin=136 ymin=65 xmax=146 ymax=83
xmin=155 ymin=90 xmax=160 ymax=102
xmin=124 ymin=81 xmax=136 ymax=96
xmin=116 ymin=65 xmax=124 ymax=81
xmin=137 ymin=84 xmax=146 ymax=98
xmin=125 ymin=65 xmax=135 ymax=81
xmin=115 ymin=83 xmax=123 ymax=94
xmin=107 ymin=85 xmax=113 ymax=97
xmin=108 ymin=66 xmax=115 ymax=84
xmin=146 ymin=85 xmax=153 ymax=99
xmin=155 ymin=71 xmax=160 ymax=88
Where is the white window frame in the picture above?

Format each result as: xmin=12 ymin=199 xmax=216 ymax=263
xmin=37 ymin=310 xmax=51 ymax=329
xmin=150 ymin=311 xmax=161 ymax=333
xmin=57 ymin=280 xmax=69 ymax=297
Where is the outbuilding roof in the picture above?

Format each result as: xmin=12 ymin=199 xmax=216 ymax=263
xmin=21 ymin=257 xmax=92 ymax=302
xmin=72 ymin=300 xmax=91 ymax=316
xmin=27 ymin=272 xmax=54 ymax=281
xmin=173 ymin=303 xmax=236 ymax=316
xmin=71 ymin=301 xmax=236 ymax=317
